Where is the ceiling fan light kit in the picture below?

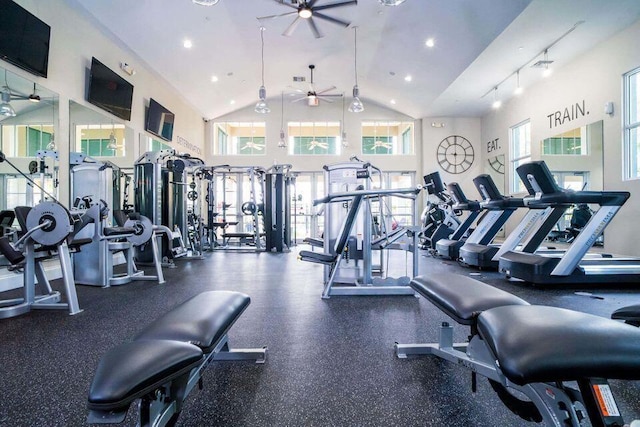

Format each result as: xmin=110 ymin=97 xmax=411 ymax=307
xmin=192 ymin=0 xmax=220 ymax=6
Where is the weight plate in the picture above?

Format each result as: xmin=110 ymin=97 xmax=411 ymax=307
xmin=187 ymin=191 xmax=198 ymax=201
xmin=26 ymin=202 xmax=72 ymax=246
xmin=28 ymin=161 xmax=38 ymax=174
xmin=124 ymin=215 xmax=154 ymax=246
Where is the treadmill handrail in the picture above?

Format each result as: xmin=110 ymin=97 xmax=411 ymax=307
xmin=313 ymin=187 xmax=422 ymax=206
xmin=523 ymin=190 xmax=630 ymax=207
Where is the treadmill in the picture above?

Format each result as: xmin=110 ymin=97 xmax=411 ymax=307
xmin=499 ymin=161 xmax=639 ymax=285
xmin=459 ymin=173 xmax=568 ymax=269
xmin=435 ymin=182 xmax=482 ymax=260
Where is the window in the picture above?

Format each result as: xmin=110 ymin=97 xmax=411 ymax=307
xmin=3 ymin=175 xmax=55 ymax=210
xmin=0 ymin=124 xmax=54 ymax=157
xmin=542 ymin=127 xmax=587 ymax=155
xmin=510 ymin=120 xmax=531 ymax=193
xmin=74 ymin=124 xmax=126 ymax=157
xmin=212 ymin=122 xmax=266 ymax=155
xmin=624 ymin=67 xmax=640 ymax=179
xmin=361 ymin=121 xmax=414 ymax=155
xmin=288 ymin=122 xmax=341 ymax=155
xmin=149 ymin=138 xmax=172 ymax=152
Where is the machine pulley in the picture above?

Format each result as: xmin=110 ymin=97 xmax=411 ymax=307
xmin=25 ymin=202 xmax=73 ymax=246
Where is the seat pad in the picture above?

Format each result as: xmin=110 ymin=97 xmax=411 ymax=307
xmin=135 ymin=291 xmax=250 ymax=353
xmin=478 ymin=305 xmax=640 ymax=385
xmin=103 ymin=226 xmax=135 ymax=237
xmin=410 ymin=274 xmax=529 ymax=325
xmin=88 ymin=339 xmax=202 ymax=410
xmin=611 ymin=304 xmax=640 ymax=324
xmin=299 ymin=250 xmax=336 ymax=264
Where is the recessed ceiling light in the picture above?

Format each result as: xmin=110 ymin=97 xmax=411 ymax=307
xmin=404 ymin=75 xmax=412 ymax=82
xmin=425 ymin=38 xmax=435 ymax=48
xmin=183 ymin=39 xmax=193 ymax=49
xmin=211 ymin=75 xmax=219 ymax=83
xmin=230 ymin=100 xmax=236 ymax=105
xmin=390 ymin=99 xmax=397 ymax=105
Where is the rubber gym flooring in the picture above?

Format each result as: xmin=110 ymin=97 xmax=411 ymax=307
xmin=1 ymin=246 xmax=640 ymax=426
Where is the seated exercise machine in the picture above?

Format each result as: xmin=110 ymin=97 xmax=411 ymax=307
xmin=87 ymin=290 xmax=266 ymax=426
xmin=395 ymin=273 xmax=640 ymax=426
xmin=434 ymin=182 xmax=482 ymax=260
xmin=299 ymin=184 xmax=422 ymax=298
xmin=499 ymin=160 xmax=639 ymax=285
xmin=459 ymin=173 xmax=565 ymax=269
xmin=71 ymin=154 xmax=165 ymax=287
xmin=418 ymin=172 xmax=460 ymax=251
xmin=0 ymin=151 xmax=94 ymax=318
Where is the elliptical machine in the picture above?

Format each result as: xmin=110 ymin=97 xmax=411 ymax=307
xmin=418 ymin=172 xmax=460 ymax=251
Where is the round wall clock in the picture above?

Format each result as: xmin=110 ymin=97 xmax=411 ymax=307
xmin=436 ymin=135 xmax=475 ymax=174
xmin=488 ymin=155 xmax=505 ymax=174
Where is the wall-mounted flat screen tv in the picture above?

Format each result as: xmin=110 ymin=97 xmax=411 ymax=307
xmin=145 ymin=98 xmax=175 ymax=142
xmin=87 ymin=57 xmax=134 ymax=121
xmin=0 ymin=0 xmax=51 ymax=77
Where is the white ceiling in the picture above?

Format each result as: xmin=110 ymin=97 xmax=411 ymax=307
xmin=67 ymin=0 xmax=640 ymax=120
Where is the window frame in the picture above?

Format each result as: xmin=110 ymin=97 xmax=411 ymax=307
xmin=624 ymin=66 xmax=640 ymax=180
xmin=287 ymin=121 xmax=341 ymax=156
xmin=360 ymin=121 xmax=414 ymax=155
xmin=510 ymin=119 xmax=531 ymax=194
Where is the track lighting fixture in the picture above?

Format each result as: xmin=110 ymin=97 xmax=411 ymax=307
xmin=255 ymin=27 xmax=270 ymax=114
xmin=348 ymin=27 xmax=364 ymax=113
xmin=28 ymin=83 xmax=40 ymax=103
xmin=514 ymin=70 xmax=523 ymax=95
xmin=491 ymin=87 xmax=501 ymax=109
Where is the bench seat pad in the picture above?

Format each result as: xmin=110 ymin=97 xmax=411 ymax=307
xmin=478 ymin=305 xmax=640 ymax=385
xmin=298 ymin=250 xmax=336 ymax=265
xmin=88 ymin=340 xmax=202 ymax=410
xmin=134 ymin=291 xmax=250 ymax=353
xmin=410 ymin=274 xmax=529 ymax=325
xmin=611 ymin=304 xmax=640 ymax=323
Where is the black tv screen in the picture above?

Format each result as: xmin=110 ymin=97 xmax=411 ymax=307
xmin=88 ymin=57 xmax=134 ymax=121
xmin=146 ymin=98 xmax=175 ymax=142
xmin=0 ymin=0 xmax=51 ymax=78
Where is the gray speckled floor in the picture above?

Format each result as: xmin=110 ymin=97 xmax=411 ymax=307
xmin=1 ymin=247 xmax=640 ymax=426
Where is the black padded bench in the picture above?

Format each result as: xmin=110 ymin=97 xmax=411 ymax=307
xmin=87 ymin=291 xmax=266 ymax=426
xmin=396 ymin=273 xmax=640 ymax=426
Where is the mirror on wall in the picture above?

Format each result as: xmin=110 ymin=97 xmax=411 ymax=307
xmin=0 ymin=66 xmax=59 ymax=158
xmin=484 ymin=154 xmax=505 ymax=195
xmin=538 ymin=120 xmax=603 ymax=192
xmin=69 ymin=100 xmax=134 ymax=161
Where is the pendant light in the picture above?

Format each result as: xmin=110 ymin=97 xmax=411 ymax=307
xmin=255 ymin=27 xmax=270 ymax=114
xmin=348 ymin=27 xmax=364 ymax=113
xmin=107 ymin=122 xmax=117 ymax=150
xmin=46 ymin=98 xmax=56 ymax=150
xmin=278 ymin=91 xmax=287 ymax=148
xmin=341 ymin=95 xmax=348 ymax=148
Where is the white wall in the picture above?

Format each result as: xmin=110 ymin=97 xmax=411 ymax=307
xmin=1 ymin=0 xmax=206 ymax=204
xmin=481 ymin=19 xmax=640 ymax=256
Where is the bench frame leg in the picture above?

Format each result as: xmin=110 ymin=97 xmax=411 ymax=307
xmin=395 ymin=323 xmax=589 ymax=427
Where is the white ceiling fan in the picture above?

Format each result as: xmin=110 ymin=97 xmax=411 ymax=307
xmin=241 ymin=141 xmax=265 ymax=151
xmin=308 ymin=139 xmax=328 ymax=150
xmin=258 ymin=0 xmax=358 ymax=39
xmin=290 ymin=65 xmax=342 ymax=107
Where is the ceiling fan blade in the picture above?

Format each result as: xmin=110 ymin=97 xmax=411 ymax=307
xmin=308 ymin=0 xmax=319 ymax=6
xmin=317 ymin=97 xmax=335 ymax=103
xmin=274 ymin=0 xmax=300 ymax=11
xmin=316 ymin=85 xmax=337 ymax=95
xmin=283 ymin=16 xmax=302 ymax=36
xmin=257 ymin=11 xmax=297 ymax=21
xmin=313 ymin=12 xmax=350 ymax=27
xmin=307 ymin=17 xmax=323 ymax=38
xmin=313 ymin=0 xmax=358 ymax=12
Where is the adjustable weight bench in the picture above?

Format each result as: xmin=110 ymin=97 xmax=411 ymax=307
xmin=396 ymin=274 xmax=640 ymax=426
xmin=87 ymin=291 xmax=266 ymax=426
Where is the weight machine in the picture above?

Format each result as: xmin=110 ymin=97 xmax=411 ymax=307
xmin=134 ymin=150 xmax=205 ymax=263
xmin=264 ymin=164 xmax=293 ymax=252
xmin=300 ymin=160 xmax=421 ymax=298
xmin=0 ymin=151 xmax=92 ymax=318
xmin=70 ymin=153 xmax=165 ymax=287
xmin=208 ymin=165 xmax=266 ymax=252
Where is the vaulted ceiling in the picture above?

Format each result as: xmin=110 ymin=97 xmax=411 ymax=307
xmin=69 ymin=0 xmax=640 ymax=120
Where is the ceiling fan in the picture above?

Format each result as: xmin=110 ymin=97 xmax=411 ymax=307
xmin=291 ymin=65 xmax=342 ymax=106
xmin=308 ymin=139 xmax=328 ymax=150
xmin=258 ymin=0 xmax=357 ymax=39
xmin=241 ymin=141 xmax=265 ymax=151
